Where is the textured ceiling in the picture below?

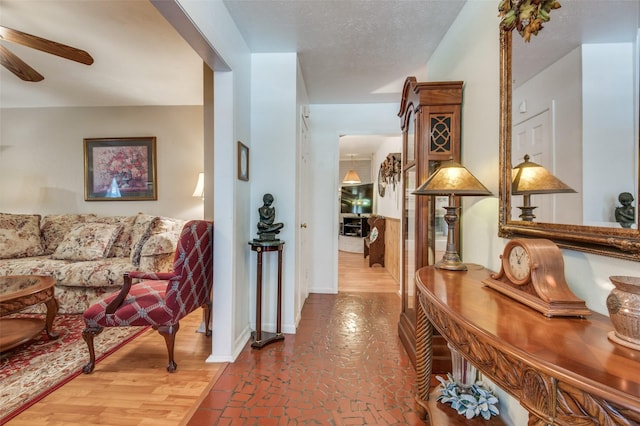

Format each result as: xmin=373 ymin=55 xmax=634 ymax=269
xmin=1 ymin=0 xmax=636 ymax=119
xmin=0 ymin=0 xmax=466 ymax=108
xmin=223 ymin=0 xmax=466 ymax=104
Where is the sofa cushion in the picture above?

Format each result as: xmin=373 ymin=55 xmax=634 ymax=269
xmin=129 ymin=214 xmax=157 ymax=266
xmin=55 ymin=256 xmax=134 ymax=288
xmin=41 ymin=214 xmax=97 ymax=255
xmin=139 ymin=232 xmax=181 ymax=257
xmin=0 ymin=255 xmax=66 ymax=278
xmin=0 ymin=256 xmax=134 ymax=289
xmin=130 ymin=214 xmax=184 ymax=266
xmin=0 ymin=213 xmax=44 ymax=259
xmin=52 ymin=223 xmax=122 ymax=261
xmin=89 ymin=215 xmax=136 ymax=258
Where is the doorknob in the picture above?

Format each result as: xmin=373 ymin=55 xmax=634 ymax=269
xmin=300 ymin=223 xmax=308 ymax=228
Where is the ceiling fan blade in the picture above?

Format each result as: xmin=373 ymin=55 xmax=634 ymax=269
xmin=0 ymin=25 xmax=93 ymax=65
xmin=0 ymin=44 xmax=44 ymax=81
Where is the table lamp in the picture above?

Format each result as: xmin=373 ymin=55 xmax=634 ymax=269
xmin=192 ymin=172 xmax=204 ymax=200
xmin=511 ymin=154 xmax=576 ymax=221
xmin=413 ymin=159 xmax=492 ymax=271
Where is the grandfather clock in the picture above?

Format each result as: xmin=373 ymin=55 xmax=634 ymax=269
xmin=397 ymin=77 xmax=463 ymax=371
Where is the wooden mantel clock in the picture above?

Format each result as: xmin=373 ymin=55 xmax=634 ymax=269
xmin=482 ymin=238 xmax=591 ymax=317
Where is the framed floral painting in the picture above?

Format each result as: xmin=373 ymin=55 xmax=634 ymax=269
xmin=84 ymin=137 xmax=157 ymax=201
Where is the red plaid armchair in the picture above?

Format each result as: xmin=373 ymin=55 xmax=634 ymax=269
xmin=82 ymin=220 xmax=213 ymax=373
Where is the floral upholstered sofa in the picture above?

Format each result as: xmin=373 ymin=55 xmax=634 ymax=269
xmin=0 ymin=212 xmax=185 ymax=314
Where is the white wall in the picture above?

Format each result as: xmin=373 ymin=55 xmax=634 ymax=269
xmin=427 ymin=1 xmax=640 ymax=424
xmin=178 ymin=0 xmax=253 ymax=361
xmin=374 ymin=136 xmax=402 ymax=219
xmin=426 ymin=1 xmax=502 ymax=275
xmin=250 ymin=52 xmax=299 ymax=334
xmin=307 ymin=103 xmax=403 ymax=293
xmin=582 ymin=42 xmax=636 ymax=224
xmin=0 ymin=106 xmax=204 ymax=220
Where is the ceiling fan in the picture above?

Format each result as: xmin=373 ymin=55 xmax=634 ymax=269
xmin=0 ymin=25 xmax=93 ymax=82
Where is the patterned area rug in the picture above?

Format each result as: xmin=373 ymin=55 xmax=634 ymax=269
xmin=0 ymin=313 xmax=147 ymax=423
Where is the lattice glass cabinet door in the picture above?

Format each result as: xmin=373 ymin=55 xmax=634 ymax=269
xmin=397 ymin=77 xmax=463 ymax=370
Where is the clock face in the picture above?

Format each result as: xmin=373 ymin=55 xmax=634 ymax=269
xmin=506 ymin=244 xmax=531 ymax=284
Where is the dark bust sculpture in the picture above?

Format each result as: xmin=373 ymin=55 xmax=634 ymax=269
xmin=256 ymin=193 xmax=284 ymax=241
xmin=615 ymin=192 xmax=635 ymax=228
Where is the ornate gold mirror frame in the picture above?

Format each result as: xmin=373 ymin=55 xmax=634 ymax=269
xmin=498 ymin=3 xmax=640 ymax=261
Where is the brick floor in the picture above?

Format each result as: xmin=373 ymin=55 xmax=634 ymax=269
xmin=187 ymin=292 xmax=426 ymax=425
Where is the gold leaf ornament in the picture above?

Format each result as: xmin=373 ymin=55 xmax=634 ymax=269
xmin=498 ymin=0 xmax=561 ymax=42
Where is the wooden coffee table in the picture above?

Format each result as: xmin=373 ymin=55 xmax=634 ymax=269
xmin=0 ymin=275 xmax=59 ymax=352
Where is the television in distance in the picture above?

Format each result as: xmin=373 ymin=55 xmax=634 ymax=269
xmin=340 ymin=183 xmax=373 ymax=215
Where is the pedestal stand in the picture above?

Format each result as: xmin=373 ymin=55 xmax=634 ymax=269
xmin=248 ymin=240 xmax=285 ymax=349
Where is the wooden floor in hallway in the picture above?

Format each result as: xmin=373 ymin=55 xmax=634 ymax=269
xmin=338 ymin=250 xmax=400 ymax=293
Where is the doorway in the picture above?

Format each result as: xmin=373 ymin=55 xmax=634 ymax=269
xmin=338 ymin=134 xmax=401 ymax=293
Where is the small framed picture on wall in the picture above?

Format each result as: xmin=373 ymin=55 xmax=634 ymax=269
xmin=238 ymin=141 xmax=249 ymax=181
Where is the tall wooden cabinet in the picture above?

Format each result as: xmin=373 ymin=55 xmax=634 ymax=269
xmin=397 ymin=77 xmax=463 ymax=371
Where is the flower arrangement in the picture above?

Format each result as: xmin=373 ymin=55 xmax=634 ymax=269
xmin=94 ymin=146 xmax=149 ymax=191
xmin=498 ymin=0 xmax=561 ymax=42
xmin=436 ymin=374 xmax=500 ymax=420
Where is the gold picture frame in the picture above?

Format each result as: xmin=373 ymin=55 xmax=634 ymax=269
xmin=84 ymin=137 xmax=157 ymax=201
xmin=238 ymin=141 xmax=249 ymax=181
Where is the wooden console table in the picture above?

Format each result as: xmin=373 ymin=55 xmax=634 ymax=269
xmin=415 ymin=266 xmax=640 ymax=425
xmin=248 ymin=240 xmax=285 ymax=349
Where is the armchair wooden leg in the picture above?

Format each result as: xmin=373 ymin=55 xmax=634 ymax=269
xmin=157 ymin=323 xmax=179 ymax=372
xmin=202 ymin=302 xmax=212 ymax=337
xmin=82 ymin=326 xmax=104 ymax=374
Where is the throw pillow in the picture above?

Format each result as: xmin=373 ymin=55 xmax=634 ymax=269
xmin=88 ymin=215 xmax=136 ymax=258
xmin=40 ymin=214 xmax=97 ymax=255
xmin=129 ymin=214 xmax=158 ymax=266
xmin=51 ymin=223 xmax=122 ymax=261
xmin=0 ymin=213 xmax=44 ymax=259
xmin=129 ymin=214 xmax=185 ymax=266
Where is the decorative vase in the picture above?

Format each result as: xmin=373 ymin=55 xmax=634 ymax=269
xmin=606 ymin=276 xmax=640 ymax=351
xmin=448 ymin=343 xmax=477 ymax=389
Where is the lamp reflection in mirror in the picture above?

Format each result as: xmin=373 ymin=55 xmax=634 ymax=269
xmin=192 ymin=172 xmax=204 ymax=200
xmin=413 ymin=159 xmax=492 ymax=271
xmin=511 ymin=154 xmax=576 ymax=221
xmin=342 ymin=155 xmax=361 ymax=184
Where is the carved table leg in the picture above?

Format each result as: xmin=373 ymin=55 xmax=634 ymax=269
xmin=415 ymin=293 xmax=433 ymax=420
xmin=43 ymin=294 xmax=59 ymax=339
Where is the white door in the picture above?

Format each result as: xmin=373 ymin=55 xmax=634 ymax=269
xmin=512 ymin=108 xmax=554 ymax=223
xmin=297 ymin=108 xmax=311 ymax=315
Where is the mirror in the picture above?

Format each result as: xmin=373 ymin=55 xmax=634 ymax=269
xmin=499 ymin=0 xmax=640 ymax=261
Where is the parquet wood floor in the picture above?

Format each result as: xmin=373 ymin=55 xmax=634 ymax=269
xmin=7 ymin=309 xmax=224 ymax=426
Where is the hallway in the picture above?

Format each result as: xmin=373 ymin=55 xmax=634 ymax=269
xmin=187 ymin=251 xmax=424 ymax=425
